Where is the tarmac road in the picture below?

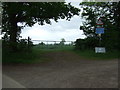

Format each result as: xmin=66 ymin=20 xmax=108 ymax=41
xmin=2 ymin=74 xmax=25 ymax=88
xmin=2 ymin=51 xmax=118 ymax=88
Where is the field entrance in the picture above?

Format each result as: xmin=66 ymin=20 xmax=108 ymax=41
xmin=3 ymin=43 xmax=118 ymax=88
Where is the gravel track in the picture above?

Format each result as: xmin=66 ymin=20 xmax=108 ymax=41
xmin=3 ymin=51 xmax=118 ymax=88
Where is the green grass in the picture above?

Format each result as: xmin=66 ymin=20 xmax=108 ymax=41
xmin=34 ymin=45 xmax=74 ymax=51
xmin=74 ymin=49 xmax=119 ymax=60
xmin=2 ymin=45 xmax=119 ymax=64
xmin=3 ymin=45 xmax=75 ymax=64
xmin=3 ymin=49 xmax=49 ymax=64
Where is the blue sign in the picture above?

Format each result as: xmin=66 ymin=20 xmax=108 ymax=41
xmin=96 ymin=28 xmax=104 ymax=34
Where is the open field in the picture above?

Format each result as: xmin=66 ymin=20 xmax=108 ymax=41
xmin=3 ymin=45 xmax=119 ymax=64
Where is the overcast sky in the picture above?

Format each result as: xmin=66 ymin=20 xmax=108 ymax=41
xmin=20 ymin=1 xmax=86 ymax=44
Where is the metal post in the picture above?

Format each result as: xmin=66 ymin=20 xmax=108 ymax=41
xmin=98 ymin=34 xmax=101 ymax=46
xmin=28 ymin=36 xmax=30 ymax=50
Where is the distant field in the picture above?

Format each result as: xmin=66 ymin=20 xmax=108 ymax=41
xmin=34 ymin=44 xmax=119 ymax=60
xmin=2 ymin=44 xmax=119 ymax=64
xmin=33 ymin=44 xmax=74 ymax=51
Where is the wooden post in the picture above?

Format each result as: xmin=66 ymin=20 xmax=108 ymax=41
xmin=28 ymin=36 xmax=30 ymax=50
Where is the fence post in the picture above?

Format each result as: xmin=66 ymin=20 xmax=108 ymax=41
xmin=28 ymin=36 xmax=30 ymax=50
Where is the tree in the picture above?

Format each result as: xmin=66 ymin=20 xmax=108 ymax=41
xmin=79 ymin=2 xmax=119 ymax=51
xmin=60 ymin=38 xmax=65 ymax=45
xmin=39 ymin=42 xmax=45 ymax=45
xmin=2 ymin=2 xmax=80 ymax=51
xmin=75 ymin=37 xmax=99 ymax=50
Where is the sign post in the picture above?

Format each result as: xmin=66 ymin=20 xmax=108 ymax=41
xmin=95 ymin=18 xmax=106 ymax=53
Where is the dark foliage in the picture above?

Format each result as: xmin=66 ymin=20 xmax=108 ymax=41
xmin=2 ymin=2 xmax=80 ymax=52
xmin=75 ymin=37 xmax=99 ymax=50
xmin=76 ymin=2 xmax=120 ymax=51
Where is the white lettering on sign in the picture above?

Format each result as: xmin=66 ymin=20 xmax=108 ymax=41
xmin=95 ymin=47 xmax=106 ymax=53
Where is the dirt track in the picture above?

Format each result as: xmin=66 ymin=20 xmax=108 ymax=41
xmin=3 ymin=51 xmax=118 ymax=88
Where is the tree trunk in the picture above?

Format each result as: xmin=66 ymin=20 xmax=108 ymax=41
xmin=9 ymin=15 xmax=18 ymax=52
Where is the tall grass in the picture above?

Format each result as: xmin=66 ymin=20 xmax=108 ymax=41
xmin=2 ymin=47 xmax=49 ymax=64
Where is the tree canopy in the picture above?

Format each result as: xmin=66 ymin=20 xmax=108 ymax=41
xmin=2 ymin=2 xmax=80 ymax=51
xmin=2 ymin=2 xmax=80 ymax=39
xmin=78 ymin=2 xmax=120 ymax=51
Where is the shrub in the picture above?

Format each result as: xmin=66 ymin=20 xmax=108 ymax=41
xmin=75 ymin=37 xmax=99 ymax=50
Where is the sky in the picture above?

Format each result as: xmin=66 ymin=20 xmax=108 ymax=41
xmin=20 ymin=1 xmax=86 ymax=44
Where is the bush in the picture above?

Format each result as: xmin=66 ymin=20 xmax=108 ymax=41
xmin=75 ymin=37 xmax=99 ymax=50
xmin=2 ymin=38 xmax=33 ymax=53
xmin=17 ymin=38 xmax=33 ymax=52
xmin=17 ymin=39 xmax=28 ymax=51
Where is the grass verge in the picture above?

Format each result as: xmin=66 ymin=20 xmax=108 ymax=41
xmin=74 ymin=49 xmax=119 ymax=60
xmin=2 ymin=45 xmax=119 ymax=64
xmin=2 ymin=49 xmax=50 ymax=64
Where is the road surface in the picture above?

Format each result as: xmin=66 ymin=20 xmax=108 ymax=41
xmin=3 ymin=51 xmax=118 ymax=88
